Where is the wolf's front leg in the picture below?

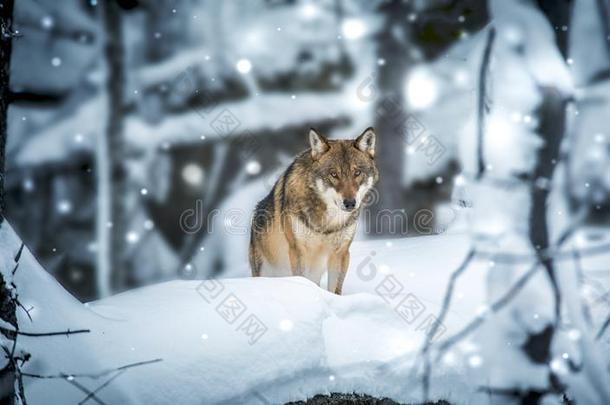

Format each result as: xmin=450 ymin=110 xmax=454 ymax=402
xmin=287 ymin=245 xmax=304 ymax=276
xmin=283 ymin=215 xmax=304 ymax=276
xmin=327 ymin=249 xmax=349 ymax=295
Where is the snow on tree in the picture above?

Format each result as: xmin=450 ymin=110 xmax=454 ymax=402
xmin=417 ymin=1 xmax=610 ymax=403
xmin=566 ymin=0 xmax=610 ymax=212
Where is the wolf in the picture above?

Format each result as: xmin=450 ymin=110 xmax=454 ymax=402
xmin=249 ymin=127 xmax=379 ymax=295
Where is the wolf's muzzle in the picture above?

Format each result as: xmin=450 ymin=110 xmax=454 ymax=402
xmin=343 ymin=198 xmax=356 ymax=211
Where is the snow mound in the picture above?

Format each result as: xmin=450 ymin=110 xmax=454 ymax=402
xmin=3 ymin=220 xmax=492 ymax=404
xmin=86 ymin=275 xmax=484 ymax=404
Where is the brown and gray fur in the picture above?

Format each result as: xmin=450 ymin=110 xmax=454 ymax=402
xmin=249 ymin=127 xmax=379 ymax=295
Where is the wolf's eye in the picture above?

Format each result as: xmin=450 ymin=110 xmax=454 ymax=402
xmin=330 ymin=171 xmax=338 ymax=178
xmin=354 ymin=169 xmax=361 ymax=177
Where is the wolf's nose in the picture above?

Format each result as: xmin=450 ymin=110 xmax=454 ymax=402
xmin=343 ymin=198 xmax=356 ymax=210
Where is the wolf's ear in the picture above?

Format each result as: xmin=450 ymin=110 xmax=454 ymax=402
xmin=308 ymin=128 xmax=330 ymax=160
xmin=354 ymin=127 xmax=376 ymax=158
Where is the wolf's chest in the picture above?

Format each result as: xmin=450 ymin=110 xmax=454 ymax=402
xmin=291 ymin=215 xmax=356 ymax=249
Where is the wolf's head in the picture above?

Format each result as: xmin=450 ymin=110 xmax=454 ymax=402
xmin=308 ymin=127 xmax=379 ymax=212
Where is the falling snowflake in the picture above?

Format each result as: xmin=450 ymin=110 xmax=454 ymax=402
xmin=341 ymin=18 xmax=366 ymax=40
xmin=126 ymin=231 xmax=139 ymax=244
xmin=182 ymin=163 xmax=204 ymax=186
xmin=57 ymin=200 xmax=72 ymax=214
xmin=246 ymin=160 xmax=261 ymax=175
xmin=236 ymin=59 xmax=252 ymax=74
xmin=279 ymin=319 xmax=293 ymax=332
xmin=41 ymin=16 xmax=54 ymax=29
xmin=23 ymin=178 xmax=34 ymax=192
xmin=468 ymin=355 xmax=483 ymax=368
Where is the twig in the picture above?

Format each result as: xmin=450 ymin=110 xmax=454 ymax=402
xmin=11 ymin=243 xmax=23 ymax=276
xmin=475 ymin=26 xmax=496 ymax=180
xmin=114 ymin=358 xmax=162 ymax=372
xmin=596 ymin=314 xmax=610 ymax=340
xmin=78 ymin=370 xmax=126 ymax=405
xmin=420 ymin=209 xmax=585 ymax=395
xmin=472 ymin=205 xmax=587 ymax=266
xmin=16 ymin=368 xmax=27 ymax=405
xmin=21 ymin=358 xmax=163 ymax=380
xmin=572 ymin=248 xmax=597 ymax=327
xmin=431 ymin=217 xmax=581 ymax=361
xmin=15 ymin=301 xmax=32 ymax=322
xmin=433 ymin=260 xmax=541 ymax=363
xmin=0 ymin=327 xmax=90 ymax=337
xmin=66 ymin=378 xmax=106 ymax=405
xmin=420 ymin=248 xmax=476 ymax=400
xmin=0 ymin=239 xmax=160 ymax=405
xmin=474 ymin=240 xmax=610 ymax=265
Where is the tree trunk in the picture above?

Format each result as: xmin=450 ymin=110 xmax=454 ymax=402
xmin=521 ymin=1 xmax=572 ymax=397
xmin=521 ymin=86 xmax=568 ymax=398
xmin=371 ymin=0 xmax=411 ymax=237
xmin=99 ymin=0 xmax=127 ymax=296
xmin=0 ymin=0 xmax=14 ymax=225
xmin=0 ymin=1 xmax=16 ymax=401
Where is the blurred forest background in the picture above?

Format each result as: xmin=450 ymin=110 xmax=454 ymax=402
xmin=6 ymin=0 xmax=608 ymax=303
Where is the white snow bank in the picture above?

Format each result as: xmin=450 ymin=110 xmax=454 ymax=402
xmin=1 ymin=220 xmax=483 ymax=404
xmin=5 ymin=220 xmax=610 ymax=404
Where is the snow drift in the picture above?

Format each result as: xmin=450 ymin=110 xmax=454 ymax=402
xmin=3 ymin=219 xmax=610 ymax=404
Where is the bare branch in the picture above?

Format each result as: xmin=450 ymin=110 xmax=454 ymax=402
xmin=77 ymin=370 xmax=126 ymax=405
xmin=0 ymin=326 xmax=90 ymax=337
xmin=11 ymin=243 xmax=24 ymax=276
xmin=433 ymin=260 xmax=541 ymax=363
xmin=430 ymin=215 xmax=582 ymax=362
xmin=476 ymin=27 xmax=496 ymax=180
xmin=21 ymin=358 xmax=163 ymax=380
xmin=15 ymin=369 xmax=27 ymax=405
xmin=596 ymin=314 xmax=610 ymax=340
xmin=420 ymin=248 xmax=476 ymax=399
xmin=419 ymin=204 xmax=586 ymax=397
xmin=65 ymin=378 xmax=106 ymax=405
xmin=468 ymin=204 xmax=587 ymax=266
xmin=475 ymin=237 xmax=606 ymax=265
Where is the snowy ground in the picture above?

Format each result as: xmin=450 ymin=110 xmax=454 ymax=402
xmin=4 ymin=220 xmax=610 ymax=404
